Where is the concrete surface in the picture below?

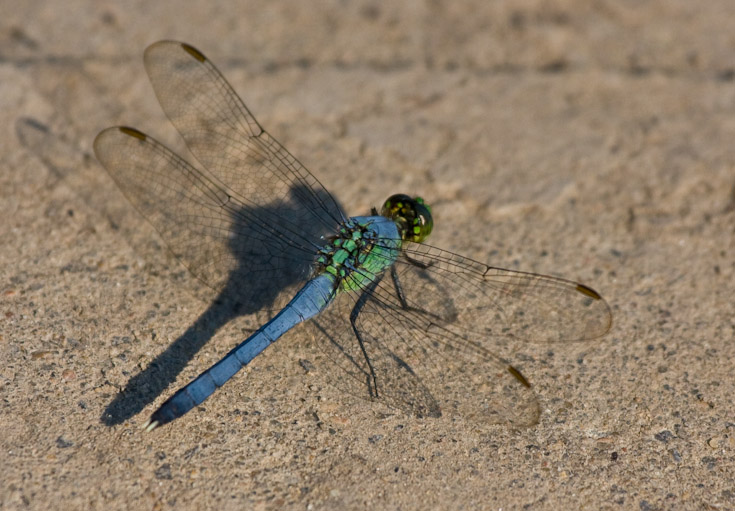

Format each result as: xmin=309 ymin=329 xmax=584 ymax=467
xmin=2 ymin=1 xmax=734 ymax=509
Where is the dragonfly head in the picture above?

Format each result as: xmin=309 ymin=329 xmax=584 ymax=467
xmin=380 ymin=194 xmax=433 ymax=243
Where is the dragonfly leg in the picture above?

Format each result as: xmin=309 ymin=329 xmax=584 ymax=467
xmin=390 ymin=265 xmax=445 ymax=323
xmin=390 ymin=265 xmax=410 ymax=310
xmin=349 ymin=276 xmax=383 ymax=399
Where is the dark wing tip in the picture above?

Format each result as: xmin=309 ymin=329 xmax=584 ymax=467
xmin=181 ymin=42 xmax=207 ymax=62
xmin=576 ymin=283 xmax=603 ymax=300
xmin=93 ymin=126 xmax=147 ymax=164
xmin=143 ymin=40 xmax=206 ymax=65
xmin=508 ymin=365 xmax=532 ymax=388
xmin=118 ymin=126 xmax=147 ymax=140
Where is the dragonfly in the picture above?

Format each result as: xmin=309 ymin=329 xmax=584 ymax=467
xmin=93 ymin=41 xmax=612 ymax=431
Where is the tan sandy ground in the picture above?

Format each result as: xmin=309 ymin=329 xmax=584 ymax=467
xmin=2 ymin=1 xmax=734 ymax=509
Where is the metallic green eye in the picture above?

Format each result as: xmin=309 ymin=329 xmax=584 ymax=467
xmin=415 ymin=196 xmax=431 ymax=213
xmin=381 ymin=193 xmax=434 ymax=242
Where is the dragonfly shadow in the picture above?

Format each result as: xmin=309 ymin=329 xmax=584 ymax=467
xmin=101 ymin=184 xmax=339 ymax=425
xmin=15 ymin=117 xmax=345 ymax=427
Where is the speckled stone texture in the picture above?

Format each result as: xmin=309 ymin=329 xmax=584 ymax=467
xmin=2 ymin=1 xmax=734 ymax=509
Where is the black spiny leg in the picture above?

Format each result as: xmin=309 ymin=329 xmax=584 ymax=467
xmin=390 ymin=264 xmax=443 ymax=321
xmin=391 ymin=248 xmax=434 ymax=310
xmin=350 ymin=276 xmax=383 ymax=399
xmin=390 ymin=265 xmax=410 ymax=310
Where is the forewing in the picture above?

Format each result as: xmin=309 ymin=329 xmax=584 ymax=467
xmin=306 ymin=241 xmax=610 ymax=426
xmin=398 ymin=242 xmax=613 ymax=343
xmin=142 ymin=41 xmax=344 ymax=232
xmin=94 ymin=40 xmax=348 ymax=314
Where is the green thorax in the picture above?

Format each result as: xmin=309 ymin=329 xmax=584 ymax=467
xmin=314 ymin=216 xmax=402 ymax=293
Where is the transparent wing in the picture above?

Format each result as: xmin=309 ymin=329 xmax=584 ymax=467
xmin=307 ymin=241 xmax=610 ymax=426
xmin=94 ymin=127 xmax=330 ymax=315
xmin=94 ymin=40 xmax=346 ymax=314
xmin=397 ymin=242 xmax=613 ymax=343
xmin=142 ymin=40 xmax=344 ymax=232
xmin=311 ymin=286 xmax=541 ymax=427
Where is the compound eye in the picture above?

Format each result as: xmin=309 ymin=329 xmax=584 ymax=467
xmin=381 ymin=194 xmax=433 ymax=242
xmin=380 ymin=194 xmax=412 ymax=217
xmin=411 ymin=198 xmax=433 ymax=242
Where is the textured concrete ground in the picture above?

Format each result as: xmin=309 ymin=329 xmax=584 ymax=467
xmin=2 ymin=1 xmax=734 ymax=509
